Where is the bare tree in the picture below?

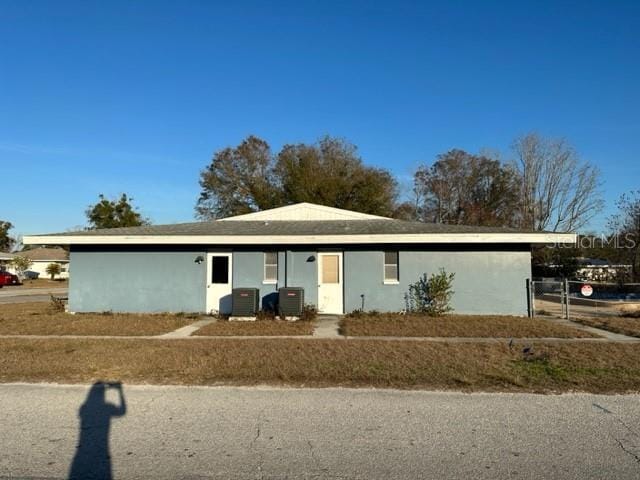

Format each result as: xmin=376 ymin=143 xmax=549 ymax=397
xmin=196 ymin=135 xmax=281 ymax=220
xmin=608 ymin=191 xmax=640 ymax=281
xmin=513 ymin=133 xmax=603 ymax=232
xmin=413 ymin=149 xmax=521 ymax=227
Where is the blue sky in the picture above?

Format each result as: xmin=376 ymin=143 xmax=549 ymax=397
xmin=1 ymin=0 xmax=639 ymax=239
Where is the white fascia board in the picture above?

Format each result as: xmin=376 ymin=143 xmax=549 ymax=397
xmin=23 ymin=232 xmax=577 ymax=245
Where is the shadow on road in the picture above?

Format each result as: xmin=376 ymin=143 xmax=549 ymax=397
xmin=68 ymin=382 xmax=127 ymax=480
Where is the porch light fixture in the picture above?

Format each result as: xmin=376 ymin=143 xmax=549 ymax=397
xmin=195 ymin=255 xmax=205 ymax=264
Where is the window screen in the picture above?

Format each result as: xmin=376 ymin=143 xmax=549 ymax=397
xmin=211 ymin=256 xmax=229 ymax=284
xmin=384 ymin=251 xmax=399 ymax=282
xmin=321 ymin=255 xmax=339 ymax=283
xmin=264 ymin=252 xmax=278 ymax=282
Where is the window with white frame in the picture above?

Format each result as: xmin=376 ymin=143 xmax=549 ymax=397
xmin=384 ymin=251 xmax=399 ymax=283
xmin=264 ymin=252 xmax=278 ymax=283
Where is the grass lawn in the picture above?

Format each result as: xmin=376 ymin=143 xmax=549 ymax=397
xmin=194 ymin=319 xmax=314 ymax=336
xmin=0 ymin=338 xmax=639 ymax=393
xmin=339 ymin=313 xmax=599 ymax=338
xmin=572 ymin=316 xmax=640 ymax=338
xmin=0 ymin=302 xmax=194 ymax=336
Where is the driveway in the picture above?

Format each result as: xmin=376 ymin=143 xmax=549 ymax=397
xmin=0 ymin=286 xmax=67 ymax=304
xmin=1 ymin=384 xmax=639 ymax=479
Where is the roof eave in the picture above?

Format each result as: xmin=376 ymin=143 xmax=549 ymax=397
xmin=23 ymin=232 xmax=577 ymax=246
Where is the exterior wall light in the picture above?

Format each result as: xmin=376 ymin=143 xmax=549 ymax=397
xmin=195 ymin=255 xmax=205 ymax=264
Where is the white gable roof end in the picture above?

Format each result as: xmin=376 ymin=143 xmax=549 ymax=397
xmin=219 ymin=203 xmax=389 ymax=221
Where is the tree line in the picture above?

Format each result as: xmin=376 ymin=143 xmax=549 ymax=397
xmin=1 ymin=133 xmax=638 ymax=281
xmin=195 ymin=132 xmax=603 ymax=233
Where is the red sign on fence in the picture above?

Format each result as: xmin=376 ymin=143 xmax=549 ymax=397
xmin=581 ymin=284 xmax=594 ymax=297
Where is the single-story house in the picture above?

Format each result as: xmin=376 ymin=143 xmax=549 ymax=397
xmin=0 ymin=251 xmax=15 ymax=270
xmin=23 ymin=203 xmax=574 ymax=315
xmin=8 ymin=247 xmax=70 ymax=279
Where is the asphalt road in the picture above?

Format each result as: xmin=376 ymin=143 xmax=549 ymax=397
xmin=1 ymin=384 xmax=640 ymax=479
xmin=0 ymin=287 xmax=67 ymax=304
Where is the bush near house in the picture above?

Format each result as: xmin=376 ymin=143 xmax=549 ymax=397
xmin=404 ymin=269 xmax=455 ymax=316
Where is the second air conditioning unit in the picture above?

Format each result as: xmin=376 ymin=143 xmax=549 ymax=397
xmin=278 ymin=287 xmax=304 ymax=316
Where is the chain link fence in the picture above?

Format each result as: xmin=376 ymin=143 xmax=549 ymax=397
xmin=528 ymin=280 xmax=568 ymax=318
xmin=529 ymin=279 xmax=640 ymax=320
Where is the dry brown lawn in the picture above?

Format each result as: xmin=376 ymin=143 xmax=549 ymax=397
xmin=194 ymin=319 xmax=314 ymax=336
xmin=340 ymin=313 xmax=598 ymax=338
xmin=15 ymin=278 xmax=68 ymax=289
xmin=0 ymin=338 xmax=639 ymax=392
xmin=572 ymin=316 xmax=640 ymax=338
xmin=0 ymin=302 xmax=194 ymax=336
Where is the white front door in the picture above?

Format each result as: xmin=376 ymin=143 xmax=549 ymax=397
xmin=317 ymin=252 xmax=343 ymax=314
xmin=206 ymin=252 xmax=232 ymax=314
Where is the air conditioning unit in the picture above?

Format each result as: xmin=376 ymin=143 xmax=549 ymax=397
xmin=232 ymin=288 xmax=259 ymax=316
xmin=278 ymin=287 xmax=304 ymax=316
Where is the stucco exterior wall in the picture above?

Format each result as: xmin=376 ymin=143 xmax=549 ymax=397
xmin=231 ymin=250 xmax=318 ymax=309
xmin=283 ymin=250 xmax=318 ymax=307
xmin=69 ymin=247 xmax=206 ymax=313
xmin=68 ymin=245 xmax=531 ymax=316
xmin=232 ymin=251 xmax=279 ymax=310
xmin=344 ymin=249 xmax=531 ymax=315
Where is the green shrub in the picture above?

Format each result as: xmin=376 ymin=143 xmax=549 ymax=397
xmin=404 ymin=269 xmax=455 ymax=316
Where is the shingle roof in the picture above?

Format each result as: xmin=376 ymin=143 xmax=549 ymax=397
xmin=14 ymin=247 xmax=69 ymax=261
xmin=35 ymin=219 xmax=532 ymax=237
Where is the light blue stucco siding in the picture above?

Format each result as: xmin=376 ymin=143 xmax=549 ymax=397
xmin=69 ymin=248 xmax=206 ymax=313
xmin=232 ymin=251 xmax=279 ymax=310
xmin=285 ymin=251 xmax=318 ymax=307
xmin=69 ymin=246 xmax=530 ymax=315
xmin=344 ymin=250 xmax=531 ymax=315
xmin=232 ymin=250 xmax=318 ymax=309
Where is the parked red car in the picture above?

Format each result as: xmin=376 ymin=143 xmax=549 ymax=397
xmin=0 ymin=271 xmax=20 ymax=287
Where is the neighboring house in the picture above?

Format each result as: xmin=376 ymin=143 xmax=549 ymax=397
xmin=0 ymin=251 xmax=15 ymax=271
xmin=575 ymin=257 xmax=632 ymax=283
xmin=23 ymin=203 xmax=574 ymax=315
xmin=8 ymin=247 xmax=70 ymax=279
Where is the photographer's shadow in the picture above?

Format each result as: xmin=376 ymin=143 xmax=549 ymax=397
xmin=68 ymin=382 xmax=127 ymax=480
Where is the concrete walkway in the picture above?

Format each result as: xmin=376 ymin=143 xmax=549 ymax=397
xmin=313 ymin=315 xmax=341 ymax=338
xmin=157 ymin=318 xmax=217 ymax=338
xmin=539 ymin=315 xmax=637 ymax=341
xmin=2 ymin=312 xmax=639 ymax=342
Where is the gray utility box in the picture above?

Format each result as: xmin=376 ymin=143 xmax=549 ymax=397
xmin=278 ymin=287 xmax=304 ymax=316
xmin=232 ymin=288 xmax=259 ymax=316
